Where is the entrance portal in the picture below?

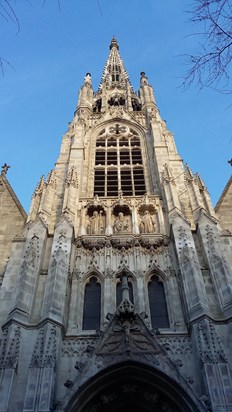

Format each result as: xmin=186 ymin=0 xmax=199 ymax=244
xmin=66 ymin=361 xmax=201 ymax=412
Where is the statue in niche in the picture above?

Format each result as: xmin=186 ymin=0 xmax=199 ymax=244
xmin=89 ymin=210 xmax=104 ymax=235
xmin=139 ymin=210 xmax=156 ymax=234
xmin=113 ymin=212 xmax=130 ymax=233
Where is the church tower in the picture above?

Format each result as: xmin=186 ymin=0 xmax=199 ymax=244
xmin=0 ymin=38 xmax=232 ymax=412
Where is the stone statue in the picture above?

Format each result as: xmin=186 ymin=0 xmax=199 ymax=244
xmin=139 ymin=210 xmax=155 ymax=233
xmin=113 ymin=212 xmax=129 ymax=233
xmin=89 ymin=211 xmax=104 ymax=235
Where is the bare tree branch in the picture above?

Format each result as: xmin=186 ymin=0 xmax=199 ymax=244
xmin=0 ymin=0 xmax=20 ymax=33
xmin=0 ymin=0 xmax=61 ymax=75
xmin=182 ymin=0 xmax=232 ymax=93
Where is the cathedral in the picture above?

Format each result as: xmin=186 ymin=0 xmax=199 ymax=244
xmin=0 ymin=37 xmax=232 ymax=412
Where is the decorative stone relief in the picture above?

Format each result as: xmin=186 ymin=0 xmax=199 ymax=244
xmin=87 ymin=210 xmax=105 ymax=235
xmin=139 ymin=210 xmax=156 ymax=234
xmin=0 ymin=326 xmax=21 ymax=411
xmin=152 ymin=336 xmax=195 ymax=388
xmin=62 ymin=338 xmax=98 ymax=357
xmin=113 ymin=211 xmax=131 ymax=233
xmin=0 ymin=326 xmax=21 ymax=369
xmin=65 ymin=166 xmax=78 ymax=188
xmin=197 ymin=319 xmax=227 ymax=364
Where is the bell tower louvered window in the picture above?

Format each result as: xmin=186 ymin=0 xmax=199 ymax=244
xmin=148 ymin=275 xmax=169 ymax=329
xmin=83 ymin=277 xmax=101 ymax=330
xmin=94 ymin=125 xmax=146 ymax=197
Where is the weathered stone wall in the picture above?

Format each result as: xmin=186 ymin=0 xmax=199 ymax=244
xmin=215 ymin=175 xmax=232 ymax=233
xmin=0 ymin=174 xmax=26 ymax=283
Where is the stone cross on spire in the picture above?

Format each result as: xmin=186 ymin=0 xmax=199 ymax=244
xmin=1 ymin=163 xmax=10 ymax=175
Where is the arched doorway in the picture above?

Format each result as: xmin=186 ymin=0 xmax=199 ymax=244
xmin=65 ymin=361 xmax=202 ymax=412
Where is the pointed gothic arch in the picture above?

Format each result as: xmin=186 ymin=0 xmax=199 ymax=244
xmin=147 ymin=273 xmax=170 ymax=329
xmin=92 ymin=121 xmax=149 ymax=198
xmin=82 ymin=275 xmax=101 ymax=331
xmin=64 ymin=361 xmax=204 ymax=412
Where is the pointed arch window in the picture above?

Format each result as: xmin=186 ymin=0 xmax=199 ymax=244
xmin=148 ymin=275 xmax=169 ymax=329
xmin=94 ymin=125 xmax=146 ymax=197
xmin=83 ymin=277 xmax=101 ymax=330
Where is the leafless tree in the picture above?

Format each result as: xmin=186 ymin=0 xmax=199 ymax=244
xmin=0 ymin=0 xmax=60 ymax=75
xmin=0 ymin=0 xmax=19 ymax=73
xmin=182 ymin=0 xmax=232 ymax=93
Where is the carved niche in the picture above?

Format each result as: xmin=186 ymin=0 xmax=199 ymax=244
xmin=112 ymin=204 xmax=131 ymax=234
xmin=138 ymin=202 xmax=157 ymax=234
xmin=86 ymin=198 xmax=106 ymax=235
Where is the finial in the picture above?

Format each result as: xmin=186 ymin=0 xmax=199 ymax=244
xmin=228 ymin=158 xmax=232 ymax=166
xmin=140 ymin=71 xmax=148 ymax=86
xmin=1 ymin=163 xmax=10 ymax=175
xmin=110 ymin=37 xmax=119 ymax=50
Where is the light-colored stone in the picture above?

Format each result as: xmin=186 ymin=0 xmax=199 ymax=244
xmin=0 ymin=38 xmax=232 ymax=412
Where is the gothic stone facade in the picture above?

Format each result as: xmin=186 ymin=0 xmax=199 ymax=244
xmin=0 ymin=38 xmax=232 ymax=412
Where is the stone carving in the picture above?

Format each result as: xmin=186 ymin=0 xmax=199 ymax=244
xmin=139 ymin=210 xmax=156 ymax=233
xmin=111 ymin=238 xmax=134 ymax=250
xmin=163 ymin=163 xmax=175 ymax=185
xmin=197 ymin=319 xmax=227 ymax=364
xmin=34 ymin=175 xmax=45 ymax=196
xmin=113 ymin=212 xmax=130 ymax=233
xmin=0 ymin=326 xmax=21 ymax=411
xmin=81 ymin=238 xmax=106 ymax=250
xmin=158 ymin=336 xmax=192 ymax=356
xmin=75 ymin=236 xmax=168 ymax=254
xmin=88 ymin=210 xmax=104 ymax=235
xmin=62 ymin=338 xmax=97 ymax=357
xmin=46 ymin=169 xmax=56 ymax=189
xmin=0 ymin=326 xmax=21 ymax=369
xmin=109 ymin=106 xmax=124 ymax=117
xmin=65 ymin=166 xmax=78 ymax=188
xmin=140 ymin=236 xmax=167 ymax=250
xmin=178 ymin=226 xmax=198 ymax=265
xmin=30 ymin=325 xmax=57 ymax=368
xmin=112 ymin=190 xmax=131 ymax=208
xmin=96 ymin=297 xmax=162 ymax=356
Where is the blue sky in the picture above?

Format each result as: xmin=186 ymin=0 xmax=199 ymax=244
xmin=0 ymin=0 xmax=231 ymax=212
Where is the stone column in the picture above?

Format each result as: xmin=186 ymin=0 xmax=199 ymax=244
xmin=67 ymin=274 xmax=79 ymax=335
xmin=105 ymin=201 xmax=113 ymax=235
xmin=79 ymin=204 xmax=87 ymax=235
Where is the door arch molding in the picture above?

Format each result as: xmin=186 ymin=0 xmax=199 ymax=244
xmin=65 ymin=360 xmax=205 ymax=412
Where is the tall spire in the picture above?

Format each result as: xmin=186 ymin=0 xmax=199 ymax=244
xmin=98 ymin=37 xmax=132 ymax=91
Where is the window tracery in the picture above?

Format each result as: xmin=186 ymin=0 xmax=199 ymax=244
xmin=94 ymin=125 xmax=146 ymax=197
